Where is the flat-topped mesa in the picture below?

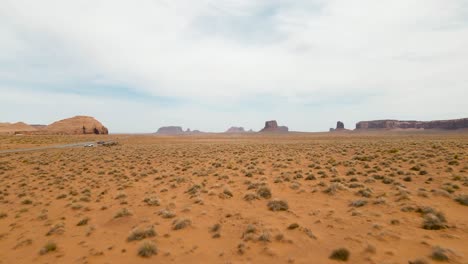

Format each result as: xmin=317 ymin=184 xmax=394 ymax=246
xmin=260 ymin=120 xmax=289 ymax=133
xmin=156 ymin=126 xmax=184 ymax=134
xmin=46 ymin=116 xmax=108 ymax=135
xmin=356 ymin=118 xmax=468 ymax=130
xmin=225 ymin=127 xmax=246 ymax=133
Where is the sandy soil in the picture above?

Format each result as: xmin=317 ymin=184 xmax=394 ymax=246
xmin=0 ymin=133 xmax=467 ymax=264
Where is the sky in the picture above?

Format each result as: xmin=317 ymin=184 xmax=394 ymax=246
xmin=1 ymin=0 xmax=467 ymax=133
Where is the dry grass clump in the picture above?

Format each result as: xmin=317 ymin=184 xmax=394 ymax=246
xmin=138 ymin=241 xmax=157 ymax=257
xmin=158 ymin=209 xmax=176 ymax=218
xmin=114 ymin=208 xmax=132 ymax=218
xmin=76 ymin=217 xmax=90 ymax=226
xmin=143 ymin=197 xmax=160 ymax=206
xmin=127 ymin=226 xmax=156 ymax=241
xmin=324 ymin=183 xmax=346 ymax=195
xmin=172 ymin=218 xmax=191 ymax=230
xmin=243 ymin=193 xmax=258 ymax=201
xmin=454 ymin=195 xmax=468 ymax=206
xmin=257 ymin=186 xmax=272 ymax=199
xmin=39 ymin=241 xmax=57 ymax=255
xmin=417 ymin=207 xmax=448 ymax=230
xmin=431 ymin=246 xmax=449 ymax=261
xmin=267 ymin=199 xmax=289 ymax=211
xmin=349 ymin=199 xmax=367 ymax=207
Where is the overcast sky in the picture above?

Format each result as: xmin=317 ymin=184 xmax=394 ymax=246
xmin=1 ymin=0 xmax=467 ymax=133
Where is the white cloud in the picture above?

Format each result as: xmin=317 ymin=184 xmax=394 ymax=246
xmin=1 ymin=0 xmax=467 ymax=131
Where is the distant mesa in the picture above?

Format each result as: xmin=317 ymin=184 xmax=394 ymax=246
xmin=225 ymin=127 xmax=246 ymax=133
xmin=45 ymin=116 xmax=109 ymax=135
xmin=156 ymin=126 xmax=184 ymax=134
xmin=260 ymin=120 xmax=289 ymax=133
xmin=156 ymin=126 xmax=204 ymax=135
xmin=0 ymin=116 xmax=108 ymax=135
xmin=355 ymin=118 xmax=468 ymax=130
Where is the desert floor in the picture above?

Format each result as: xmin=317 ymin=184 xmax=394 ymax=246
xmin=0 ymin=132 xmax=467 ymax=264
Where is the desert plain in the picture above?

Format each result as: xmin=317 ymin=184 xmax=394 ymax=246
xmin=0 ymin=132 xmax=467 ymax=264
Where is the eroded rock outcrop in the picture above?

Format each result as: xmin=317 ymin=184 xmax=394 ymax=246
xmin=46 ymin=116 xmax=109 ymax=135
xmin=356 ymin=118 xmax=468 ymax=130
xmin=260 ymin=120 xmax=289 ymax=133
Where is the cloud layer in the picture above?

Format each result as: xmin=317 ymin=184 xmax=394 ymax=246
xmin=1 ymin=0 xmax=467 ymax=132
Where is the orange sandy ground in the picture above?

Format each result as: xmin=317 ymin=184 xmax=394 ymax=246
xmin=0 ymin=133 xmax=467 ymax=264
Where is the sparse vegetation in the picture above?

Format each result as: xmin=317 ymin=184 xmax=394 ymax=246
xmin=0 ymin=133 xmax=466 ymax=262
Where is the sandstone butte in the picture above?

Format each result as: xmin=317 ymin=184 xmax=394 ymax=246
xmin=45 ymin=116 xmax=109 ymax=135
xmin=260 ymin=120 xmax=289 ymax=133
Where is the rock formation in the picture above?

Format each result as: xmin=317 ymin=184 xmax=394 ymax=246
xmin=156 ymin=126 xmax=184 ymax=134
xmin=336 ymin=121 xmax=345 ymax=130
xmin=330 ymin=121 xmax=347 ymax=132
xmin=356 ymin=118 xmax=468 ymax=130
xmin=225 ymin=127 xmax=246 ymax=133
xmin=260 ymin=120 xmax=289 ymax=133
xmin=46 ymin=116 xmax=109 ymax=135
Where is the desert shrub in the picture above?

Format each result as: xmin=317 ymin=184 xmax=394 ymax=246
xmin=403 ymin=176 xmax=412 ymax=182
xmin=258 ymin=231 xmax=271 ymax=242
xmin=128 ymin=227 xmax=156 ymax=241
xmin=267 ymin=199 xmax=289 ymax=211
xmin=76 ymin=217 xmax=89 ymax=226
xmin=349 ymin=200 xmax=367 ymax=207
xmin=324 ymin=183 xmax=345 ymax=195
xmin=329 ymin=248 xmax=350 ymax=261
xmin=257 ymin=186 xmax=272 ymax=199
xmin=408 ymin=259 xmax=428 ymax=264
xmin=22 ymin=199 xmax=33 ymax=205
xmin=114 ymin=208 xmax=132 ymax=218
xmin=0 ymin=212 xmax=7 ymax=219
xmin=143 ymin=197 xmax=160 ymax=206
xmin=454 ymin=195 xmax=468 ymax=206
xmin=431 ymin=246 xmax=449 ymax=261
xmin=46 ymin=223 xmax=64 ymax=236
xmin=222 ymin=189 xmax=233 ymax=198
xmin=39 ymin=241 xmax=57 ymax=255
xmin=210 ymin=223 xmax=221 ymax=233
xmin=421 ymin=211 xmax=447 ymax=230
xmin=356 ymin=188 xmax=372 ymax=198
xmin=138 ymin=241 xmax=157 ymax=257
xmin=158 ymin=209 xmax=176 ymax=218
xmin=172 ymin=218 xmax=191 ymax=230
xmin=243 ymin=193 xmax=258 ymax=201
